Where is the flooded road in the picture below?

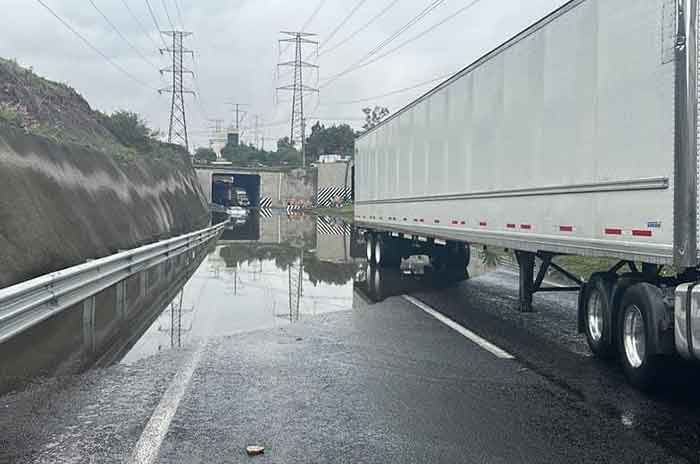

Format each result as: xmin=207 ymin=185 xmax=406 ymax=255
xmin=2 ymin=212 xmax=700 ymax=463
xmin=122 ymin=213 xmax=358 ymax=364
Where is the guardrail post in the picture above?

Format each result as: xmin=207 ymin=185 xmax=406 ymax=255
xmin=115 ymin=281 xmax=126 ymax=320
xmin=140 ymin=271 xmax=147 ymax=298
xmin=82 ymin=297 xmax=96 ymax=354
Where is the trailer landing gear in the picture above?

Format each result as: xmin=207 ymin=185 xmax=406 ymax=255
xmin=515 ymin=251 xmax=583 ymax=313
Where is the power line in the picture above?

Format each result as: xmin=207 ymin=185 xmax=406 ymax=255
xmin=190 ymin=54 xmax=210 ymax=121
xmin=160 ymin=0 xmax=176 ymax=29
xmin=321 ymin=0 xmax=445 ymax=88
xmin=320 ymin=0 xmax=400 ymax=57
xmin=319 ymin=0 xmax=368 ymax=54
xmin=364 ymin=0 xmax=444 ymax=59
xmin=225 ymin=102 xmax=249 ymax=132
xmin=172 ymin=0 xmax=186 ymax=29
xmin=145 ymin=0 xmax=168 ymax=47
xmin=172 ymin=4 xmax=209 ymax=126
xmin=88 ymin=0 xmax=160 ymax=71
xmin=322 ymin=71 xmax=455 ymax=105
xmin=282 ymin=0 xmax=412 ymax=84
xmin=34 ymin=0 xmax=155 ymax=90
xmin=280 ymin=0 xmax=327 ymax=55
xmin=321 ymin=0 xmax=483 ymax=88
xmin=301 ymin=0 xmax=328 ymax=32
xmin=119 ymin=0 xmax=161 ymax=51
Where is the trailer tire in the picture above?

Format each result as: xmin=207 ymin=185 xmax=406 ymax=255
xmin=366 ymin=233 xmax=376 ymax=265
xmin=617 ymin=283 xmax=666 ymax=391
xmin=582 ymin=273 xmax=616 ymax=360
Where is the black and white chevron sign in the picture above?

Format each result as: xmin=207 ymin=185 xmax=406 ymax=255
xmin=316 ymin=186 xmax=352 ymax=207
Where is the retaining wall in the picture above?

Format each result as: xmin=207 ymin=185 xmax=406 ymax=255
xmin=0 ymin=125 xmax=208 ymax=288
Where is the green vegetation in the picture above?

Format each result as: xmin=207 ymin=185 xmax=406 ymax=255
xmin=194 ymin=147 xmax=217 ymax=163
xmin=96 ymin=110 xmax=151 ymax=148
xmin=553 ymin=256 xmax=619 ymax=280
xmin=199 ymin=107 xmax=391 ymax=168
xmin=362 ymin=106 xmax=390 ymax=131
xmin=218 ymin=243 xmax=355 ymax=286
xmin=0 ymin=57 xmax=189 ymax=165
xmin=314 ymin=205 xmax=353 ymax=218
xmin=477 ymin=247 xmax=622 ymax=281
xmin=306 ymin=122 xmax=356 ymax=160
xmin=0 ymin=102 xmax=24 ymax=126
xmin=219 ymin=136 xmax=303 ymax=167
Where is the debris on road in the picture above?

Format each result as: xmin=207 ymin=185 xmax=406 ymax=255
xmin=246 ymin=445 xmax=265 ymax=456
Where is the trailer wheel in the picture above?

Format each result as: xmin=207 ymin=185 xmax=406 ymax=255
xmin=373 ymin=235 xmax=401 ymax=268
xmin=366 ymin=233 xmax=375 ymax=264
xmin=374 ymin=237 xmax=384 ymax=267
xmin=617 ymin=283 xmax=665 ymax=391
xmin=582 ymin=273 xmax=616 ymax=360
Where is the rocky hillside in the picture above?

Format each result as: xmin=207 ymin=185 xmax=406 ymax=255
xmin=0 ymin=57 xmax=187 ymax=162
xmin=0 ymin=58 xmax=208 ymax=288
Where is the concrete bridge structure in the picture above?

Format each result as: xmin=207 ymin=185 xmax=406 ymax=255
xmin=195 ymin=165 xmax=316 ymax=209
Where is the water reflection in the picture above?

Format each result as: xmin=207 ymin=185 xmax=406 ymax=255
xmin=123 ymin=211 xmax=360 ymax=362
xmin=157 ymin=290 xmax=191 ymax=348
xmin=123 ymin=212 xmax=517 ymax=364
xmin=354 ymin=263 xmax=469 ymax=304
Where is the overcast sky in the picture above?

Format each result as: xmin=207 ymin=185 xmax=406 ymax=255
xmin=3 ymin=0 xmax=567 ymax=150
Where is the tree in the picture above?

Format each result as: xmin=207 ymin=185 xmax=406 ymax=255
xmin=222 ymin=142 xmax=259 ymax=165
xmin=194 ymin=147 xmax=217 ymax=163
xmin=99 ymin=110 xmax=151 ymax=148
xmin=276 ymin=137 xmax=301 ymax=165
xmin=362 ymin=106 xmax=390 ymax=131
xmin=305 ymin=122 xmax=357 ymax=161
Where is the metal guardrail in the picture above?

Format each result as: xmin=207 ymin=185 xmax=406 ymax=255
xmin=0 ymin=221 xmax=227 ymax=345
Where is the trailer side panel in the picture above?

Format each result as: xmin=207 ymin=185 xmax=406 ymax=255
xmin=356 ymin=0 xmax=678 ymax=264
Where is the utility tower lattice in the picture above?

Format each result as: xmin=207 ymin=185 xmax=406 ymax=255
xmin=277 ymin=31 xmax=319 ymax=167
xmin=288 ymin=249 xmax=303 ymax=322
xmin=159 ymin=31 xmax=195 ymax=151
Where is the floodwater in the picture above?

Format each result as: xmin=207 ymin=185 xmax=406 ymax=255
xmin=121 ymin=211 xmax=512 ymax=365
xmin=121 ymin=212 xmax=363 ymax=364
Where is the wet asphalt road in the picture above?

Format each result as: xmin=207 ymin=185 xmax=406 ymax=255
xmin=2 ymin=231 xmax=700 ymax=462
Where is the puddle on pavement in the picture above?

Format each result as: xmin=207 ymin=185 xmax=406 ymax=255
xmin=121 ymin=212 xmax=512 ymax=365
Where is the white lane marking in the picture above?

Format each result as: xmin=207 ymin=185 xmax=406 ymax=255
xmin=402 ymin=295 xmax=514 ymax=360
xmin=129 ymin=346 xmax=204 ymax=464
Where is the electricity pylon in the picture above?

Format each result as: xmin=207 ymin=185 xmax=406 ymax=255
xmin=159 ymin=31 xmax=195 ymax=151
xmin=277 ymin=31 xmax=319 ymax=167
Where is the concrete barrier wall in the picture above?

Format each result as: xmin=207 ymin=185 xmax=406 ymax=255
xmin=0 ymin=124 xmax=208 ymax=288
xmin=316 ymin=162 xmax=352 ymax=206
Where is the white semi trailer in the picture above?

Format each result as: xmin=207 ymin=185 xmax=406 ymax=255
xmin=355 ymin=0 xmax=700 ymax=389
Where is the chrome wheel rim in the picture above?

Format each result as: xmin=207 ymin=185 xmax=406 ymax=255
xmin=587 ymin=289 xmax=604 ymax=342
xmin=366 ymin=237 xmax=373 ymax=261
xmin=623 ymin=305 xmax=646 ymax=369
xmin=373 ymin=265 xmax=382 ymax=296
xmin=375 ymin=239 xmax=382 ymax=265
